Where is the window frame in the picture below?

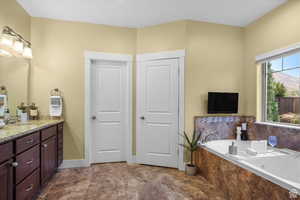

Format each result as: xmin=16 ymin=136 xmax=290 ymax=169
xmin=261 ymin=51 xmax=300 ymax=127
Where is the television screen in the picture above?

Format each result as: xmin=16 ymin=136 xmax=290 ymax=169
xmin=207 ymin=92 xmax=238 ymax=114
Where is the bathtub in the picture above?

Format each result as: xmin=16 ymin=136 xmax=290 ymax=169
xmin=200 ymin=139 xmax=300 ymax=192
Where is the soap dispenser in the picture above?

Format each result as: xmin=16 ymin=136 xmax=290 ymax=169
xmin=229 ymin=142 xmax=238 ymax=155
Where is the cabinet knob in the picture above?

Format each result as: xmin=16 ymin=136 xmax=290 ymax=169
xmin=11 ymin=162 xmax=18 ymax=167
xmin=140 ymin=116 xmax=145 ymax=120
xmin=92 ymin=116 xmax=97 ymax=120
xmin=43 ymin=144 xmax=48 ymax=148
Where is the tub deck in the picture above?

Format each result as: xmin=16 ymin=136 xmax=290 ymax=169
xmin=196 ymin=146 xmax=300 ymax=200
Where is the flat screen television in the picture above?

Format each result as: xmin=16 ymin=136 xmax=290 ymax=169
xmin=207 ymin=92 xmax=239 ymax=114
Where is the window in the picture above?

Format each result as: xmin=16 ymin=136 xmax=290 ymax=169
xmin=262 ymin=51 xmax=300 ymax=125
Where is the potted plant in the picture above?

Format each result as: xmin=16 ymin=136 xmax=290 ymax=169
xmin=180 ymin=131 xmax=201 ymax=176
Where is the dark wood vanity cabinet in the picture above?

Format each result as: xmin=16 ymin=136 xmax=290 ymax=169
xmin=0 ymin=122 xmax=64 ymax=200
xmin=41 ymin=136 xmax=57 ymax=185
xmin=0 ymin=160 xmax=13 ymax=200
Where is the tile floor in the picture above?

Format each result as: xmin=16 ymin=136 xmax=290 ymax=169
xmin=37 ymin=163 xmax=226 ymax=200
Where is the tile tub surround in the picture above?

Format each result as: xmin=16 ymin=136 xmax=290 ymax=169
xmin=248 ymin=123 xmax=300 ymax=152
xmin=0 ymin=119 xmax=64 ymax=143
xmin=195 ymin=147 xmax=300 ymax=200
xmin=194 ymin=115 xmax=255 ymax=140
xmin=195 ymin=115 xmax=300 ymax=152
xmin=37 ymin=163 xmax=226 ymax=200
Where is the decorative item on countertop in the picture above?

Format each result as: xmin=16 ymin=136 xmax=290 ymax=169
xmin=0 ymin=86 xmax=8 ymax=119
xmin=16 ymin=102 xmax=25 ymax=120
xmin=268 ymin=136 xmax=278 ymax=148
xmin=229 ymin=142 xmax=238 ymax=155
xmin=49 ymin=88 xmax=63 ymax=119
xmin=241 ymin=122 xmax=248 ymax=141
xmin=29 ymin=103 xmax=39 ymax=120
xmin=236 ymin=126 xmax=242 ymax=141
xmin=20 ymin=105 xmax=28 ymax=123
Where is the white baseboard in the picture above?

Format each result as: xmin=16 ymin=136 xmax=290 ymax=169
xmin=59 ymin=159 xmax=90 ymax=169
xmin=179 ymin=162 xmax=186 ymax=171
xmin=127 ymin=155 xmax=136 ymax=164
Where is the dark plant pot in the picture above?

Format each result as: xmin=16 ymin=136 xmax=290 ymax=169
xmin=185 ymin=164 xmax=197 ymax=176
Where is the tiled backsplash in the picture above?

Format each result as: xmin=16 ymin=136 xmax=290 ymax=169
xmin=194 ymin=115 xmax=300 ymax=151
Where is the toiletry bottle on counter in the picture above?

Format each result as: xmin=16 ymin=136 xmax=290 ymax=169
xmin=229 ymin=142 xmax=238 ymax=155
xmin=236 ymin=126 xmax=242 ymax=141
xmin=241 ymin=123 xmax=248 ymax=141
xmin=29 ymin=103 xmax=38 ymax=120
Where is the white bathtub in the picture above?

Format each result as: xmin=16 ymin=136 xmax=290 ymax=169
xmin=201 ymin=139 xmax=300 ymax=192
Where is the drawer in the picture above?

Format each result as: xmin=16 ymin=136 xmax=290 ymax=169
xmin=0 ymin=142 xmax=13 ymax=164
xmin=16 ymin=145 xmax=40 ymax=184
xmin=41 ymin=126 xmax=57 ymax=141
xmin=16 ymin=169 xmax=40 ymax=200
xmin=16 ymin=132 xmax=40 ymax=154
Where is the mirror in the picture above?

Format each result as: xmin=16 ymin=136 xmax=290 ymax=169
xmin=0 ymin=57 xmax=29 ymax=117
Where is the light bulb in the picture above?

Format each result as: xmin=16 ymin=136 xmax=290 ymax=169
xmin=23 ymin=46 xmax=32 ymax=59
xmin=0 ymin=34 xmax=14 ymax=47
xmin=13 ymin=40 xmax=24 ymax=54
xmin=0 ymin=49 xmax=12 ymax=57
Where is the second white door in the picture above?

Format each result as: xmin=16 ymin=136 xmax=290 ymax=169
xmin=137 ymin=59 xmax=179 ymax=168
xmin=91 ymin=60 xmax=128 ymax=163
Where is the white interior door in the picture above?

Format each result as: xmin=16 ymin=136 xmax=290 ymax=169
xmin=137 ymin=59 xmax=179 ymax=168
xmin=91 ymin=60 xmax=127 ymax=163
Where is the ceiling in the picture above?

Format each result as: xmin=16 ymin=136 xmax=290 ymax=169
xmin=17 ymin=0 xmax=287 ymax=28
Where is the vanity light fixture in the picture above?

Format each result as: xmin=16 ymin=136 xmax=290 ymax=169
xmin=0 ymin=49 xmax=12 ymax=57
xmin=0 ymin=26 xmax=32 ymax=59
xmin=22 ymin=43 xmax=32 ymax=59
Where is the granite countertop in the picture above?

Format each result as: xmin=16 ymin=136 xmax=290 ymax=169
xmin=0 ymin=119 xmax=64 ymax=144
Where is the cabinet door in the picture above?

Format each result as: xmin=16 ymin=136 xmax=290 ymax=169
xmin=41 ymin=136 xmax=57 ymax=185
xmin=0 ymin=160 xmax=13 ymax=200
xmin=57 ymin=123 xmax=63 ymax=167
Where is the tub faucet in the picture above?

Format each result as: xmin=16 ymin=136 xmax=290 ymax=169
xmin=199 ymin=131 xmax=217 ymax=144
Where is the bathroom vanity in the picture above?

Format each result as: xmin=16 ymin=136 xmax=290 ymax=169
xmin=0 ymin=120 xmax=64 ymax=200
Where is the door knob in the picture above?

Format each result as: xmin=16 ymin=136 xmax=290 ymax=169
xmin=92 ymin=116 xmax=97 ymax=120
xmin=140 ymin=116 xmax=145 ymax=120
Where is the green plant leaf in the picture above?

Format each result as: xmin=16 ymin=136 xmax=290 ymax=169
xmin=179 ymin=144 xmax=192 ymax=151
xmin=183 ymin=131 xmax=192 ymax=146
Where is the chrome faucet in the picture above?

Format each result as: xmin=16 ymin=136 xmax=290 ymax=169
xmin=198 ymin=130 xmax=217 ymax=145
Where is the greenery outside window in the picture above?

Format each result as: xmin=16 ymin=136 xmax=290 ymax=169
xmin=262 ymin=51 xmax=300 ymax=125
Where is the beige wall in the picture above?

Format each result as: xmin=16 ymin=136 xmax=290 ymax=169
xmin=136 ymin=21 xmax=187 ymax=54
xmin=244 ymin=0 xmax=300 ymax=116
xmin=185 ymin=21 xmax=245 ymax=132
xmin=30 ymin=18 xmax=136 ymax=159
xmin=0 ymin=0 xmax=31 ymax=112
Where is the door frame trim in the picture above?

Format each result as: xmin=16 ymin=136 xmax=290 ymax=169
xmin=136 ymin=49 xmax=185 ymax=171
xmin=84 ymin=51 xmax=133 ymax=166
